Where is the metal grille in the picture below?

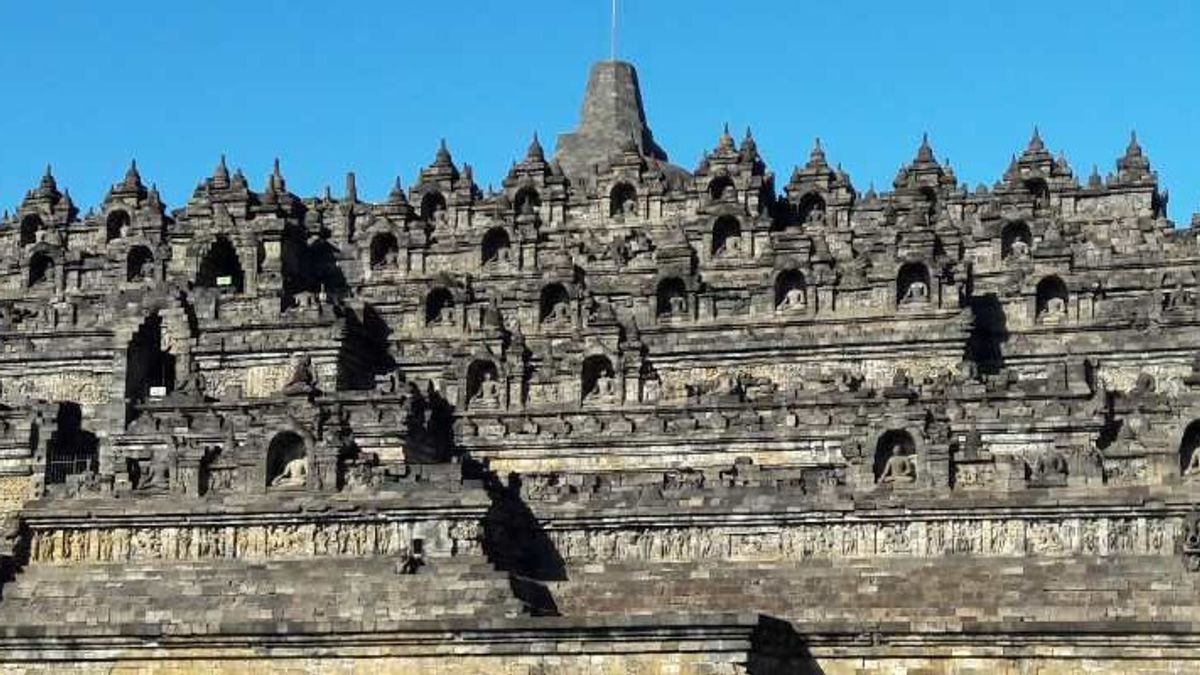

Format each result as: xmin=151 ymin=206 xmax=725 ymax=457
xmin=45 ymin=447 xmax=94 ymax=484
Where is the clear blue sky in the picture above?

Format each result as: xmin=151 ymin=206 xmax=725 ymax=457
xmin=2 ymin=1 xmax=1197 ymax=222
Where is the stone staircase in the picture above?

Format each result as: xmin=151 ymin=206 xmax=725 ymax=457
xmin=0 ymin=555 xmax=531 ymax=637
xmin=551 ymin=555 xmax=1200 ymax=630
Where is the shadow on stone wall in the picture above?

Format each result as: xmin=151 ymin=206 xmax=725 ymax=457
xmin=968 ymin=293 xmax=1007 ymax=375
xmin=471 ymin=461 xmax=566 ymax=615
xmin=748 ymin=615 xmax=825 ymax=675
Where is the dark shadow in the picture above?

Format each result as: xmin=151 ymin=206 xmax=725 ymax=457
xmin=196 ymin=236 xmax=244 ymax=292
xmin=337 ymin=304 xmax=395 ymax=390
xmin=45 ymin=402 xmax=98 ymax=486
xmin=477 ymin=470 xmax=568 ymax=584
xmin=748 ymin=615 xmax=825 ymax=674
xmin=404 ymin=385 xmax=455 ymax=464
xmin=968 ymin=293 xmax=1007 ymax=375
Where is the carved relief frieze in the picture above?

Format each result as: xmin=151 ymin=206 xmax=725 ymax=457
xmin=544 ymin=513 xmax=1182 ymax=564
xmin=28 ymin=516 xmax=484 ymax=564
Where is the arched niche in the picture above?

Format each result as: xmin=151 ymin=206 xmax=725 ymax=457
xmin=874 ymin=429 xmax=917 ymax=484
xmin=369 ymin=232 xmax=399 ymax=269
xmin=19 ymin=214 xmax=42 ymax=246
xmin=581 ymin=354 xmax=617 ymax=403
xmin=481 ymin=227 xmax=512 ymax=265
xmin=106 ymin=209 xmax=130 ymax=241
xmin=1180 ymin=420 xmax=1200 ymax=478
xmin=711 ymin=215 xmax=743 ymax=258
xmin=708 ymin=175 xmax=735 ymax=201
xmin=199 ymin=445 xmax=232 ymax=496
xmin=1024 ymin=177 xmax=1050 ymax=213
xmin=125 ymin=313 xmax=174 ymax=403
xmin=896 ymin=262 xmax=930 ymax=306
xmin=27 ymin=251 xmax=54 ymax=288
xmin=465 ymin=358 xmax=501 ymax=409
xmin=774 ymin=269 xmax=808 ymax=312
xmin=610 ymin=182 xmax=637 ymax=218
xmin=1176 ymin=417 xmax=1200 ymax=475
xmin=539 ymin=283 xmax=570 ymax=324
xmin=266 ymin=431 xmax=307 ymax=488
xmin=514 ymin=187 xmax=540 ymax=215
xmin=1001 ymin=220 xmax=1032 ymax=260
xmin=1035 ymin=275 xmax=1068 ymax=322
xmin=420 ymin=191 xmax=447 ymax=223
xmin=919 ymin=186 xmax=938 ymax=218
xmin=126 ymin=245 xmax=154 ymax=282
xmin=797 ymin=192 xmax=827 ymax=225
xmin=656 ymin=277 xmax=688 ymax=318
xmin=44 ymin=403 xmax=98 ymax=486
xmin=425 ymin=287 xmax=455 ymax=326
xmin=196 ymin=236 xmax=244 ymax=292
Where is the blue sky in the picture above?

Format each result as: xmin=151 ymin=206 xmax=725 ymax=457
xmin=1 ymin=1 xmax=1196 ymax=222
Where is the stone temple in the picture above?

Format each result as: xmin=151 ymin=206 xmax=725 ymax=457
xmin=0 ymin=59 xmax=1197 ymax=673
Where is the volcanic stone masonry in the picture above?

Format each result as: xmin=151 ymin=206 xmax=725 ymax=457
xmin=0 ymin=60 xmax=1198 ymax=673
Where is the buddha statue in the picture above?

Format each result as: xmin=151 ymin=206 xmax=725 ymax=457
xmin=280 ymin=355 xmax=317 ymax=396
xmin=1184 ymin=449 xmax=1200 ymax=477
xmin=589 ymin=373 xmax=618 ymax=402
xmin=472 ymin=371 xmax=501 ymax=407
xmin=271 ymin=457 xmax=308 ymax=488
xmin=878 ymin=453 xmax=917 ymax=484
xmin=777 ymin=287 xmax=806 ymax=312
xmin=901 ymin=281 xmax=929 ymax=305
xmin=717 ymin=235 xmax=742 ymax=257
xmin=1039 ymin=296 xmax=1067 ymax=323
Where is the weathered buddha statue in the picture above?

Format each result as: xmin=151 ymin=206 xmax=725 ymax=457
xmin=1039 ymin=297 xmax=1067 ymax=323
xmin=901 ymin=281 xmax=929 ymax=305
xmin=271 ymin=457 xmax=308 ymax=488
xmin=777 ymin=287 xmax=807 ymax=312
xmin=1184 ymin=449 xmax=1200 ymax=477
xmin=280 ymin=355 xmax=317 ymax=396
xmin=548 ymin=300 xmax=571 ymax=324
xmin=490 ymin=245 xmax=512 ymax=265
xmin=1009 ymin=240 xmax=1030 ymax=259
xmin=1032 ymin=452 xmax=1068 ymax=482
xmin=472 ymin=371 xmax=501 ymax=408
xmin=588 ymin=373 xmax=618 ymax=402
xmin=135 ymin=447 xmax=173 ymax=491
xmin=878 ymin=453 xmax=917 ymax=484
xmin=668 ymin=295 xmax=688 ymax=316
xmin=717 ymin=235 xmax=742 ymax=257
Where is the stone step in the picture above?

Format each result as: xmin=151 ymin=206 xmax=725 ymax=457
xmin=548 ymin=556 xmax=1200 ymax=624
xmin=0 ymin=555 xmax=528 ymax=631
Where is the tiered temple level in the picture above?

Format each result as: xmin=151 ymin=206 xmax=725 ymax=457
xmin=0 ymin=61 xmax=1198 ymax=673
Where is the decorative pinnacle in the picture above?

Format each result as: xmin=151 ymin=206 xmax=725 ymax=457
xmin=916 ymin=133 xmax=935 ymax=163
xmin=1126 ymin=130 xmax=1143 ymax=156
xmin=526 ymin=132 xmax=545 ymax=161
xmin=389 ymin=176 xmax=408 ymax=203
xmin=122 ymin=159 xmax=143 ymax=190
xmin=434 ymin=138 xmax=453 ymax=166
xmin=213 ymin=154 xmax=230 ymax=186
xmin=718 ymin=123 xmax=735 ymax=151
xmin=1027 ymin=126 xmax=1045 ymax=152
